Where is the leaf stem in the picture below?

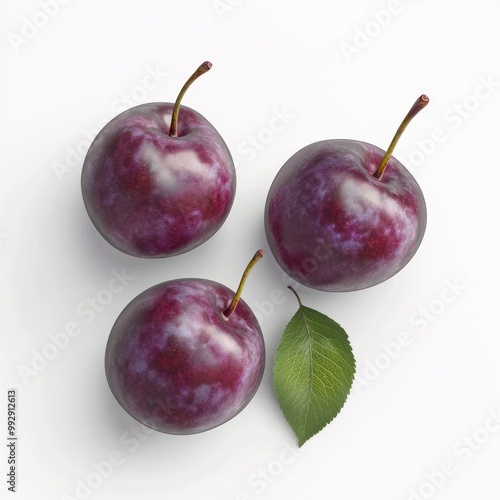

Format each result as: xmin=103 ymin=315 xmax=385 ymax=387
xmin=287 ymin=286 xmax=302 ymax=307
xmin=373 ymin=94 xmax=429 ymax=180
xmin=223 ymin=250 xmax=264 ymax=319
xmin=169 ymin=61 xmax=212 ymax=138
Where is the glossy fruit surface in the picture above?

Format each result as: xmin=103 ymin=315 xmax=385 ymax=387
xmin=82 ymin=102 xmax=235 ymax=257
xmin=105 ymin=278 xmax=265 ymax=434
xmin=265 ymin=138 xmax=426 ymax=291
xmin=82 ymin=62 xmax=235 ymax=258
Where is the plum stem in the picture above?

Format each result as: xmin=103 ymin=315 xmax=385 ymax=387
xmin=373 ymin=94 xmax=429 ymax=180
xmin=223 ymin=250 xmax=264 ymax=320
xmin=169 ymin=61 xmax=212 ymax=138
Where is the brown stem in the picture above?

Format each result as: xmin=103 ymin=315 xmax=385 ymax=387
xmin=169 ymin=61 xmax=212 ymax=137
xmin=223 ymin=250 xmax=264 ymax=319
xmin=287 ymin=286 xmax=303 ymax=307
xmin=373 ymin=94 xmax=429 ymax=180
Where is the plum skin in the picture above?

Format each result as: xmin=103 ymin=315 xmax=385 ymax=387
xmin=81 ymin=103 xmax=235 ymax=258
xmin=105 ymin=279 xmax=265 ymax=434
xmin=264 ymin=139 xmax=427 ymax=292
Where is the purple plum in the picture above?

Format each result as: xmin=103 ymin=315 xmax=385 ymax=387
xmin=265 ymin=96 xmax=429 ymax=292
xmin=105 ymin=251 xmax=265 ymax=434
xmin=81 ymin=62 xmax=235 ymax=258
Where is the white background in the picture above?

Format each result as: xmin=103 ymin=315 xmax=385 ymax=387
xmin=1 ymin=1 xmax=500 ymax=499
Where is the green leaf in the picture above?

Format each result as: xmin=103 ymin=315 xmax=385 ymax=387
xmin=273 ymin=288 xmax=356 ymax=447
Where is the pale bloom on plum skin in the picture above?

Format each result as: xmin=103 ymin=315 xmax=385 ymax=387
xmin=81 ymin=102 xmax=235 ymax=258
xmin=105 ymin=279 xmax=265 ymax=435
xmin=265 ymin=139 xmax=426 ymax=292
